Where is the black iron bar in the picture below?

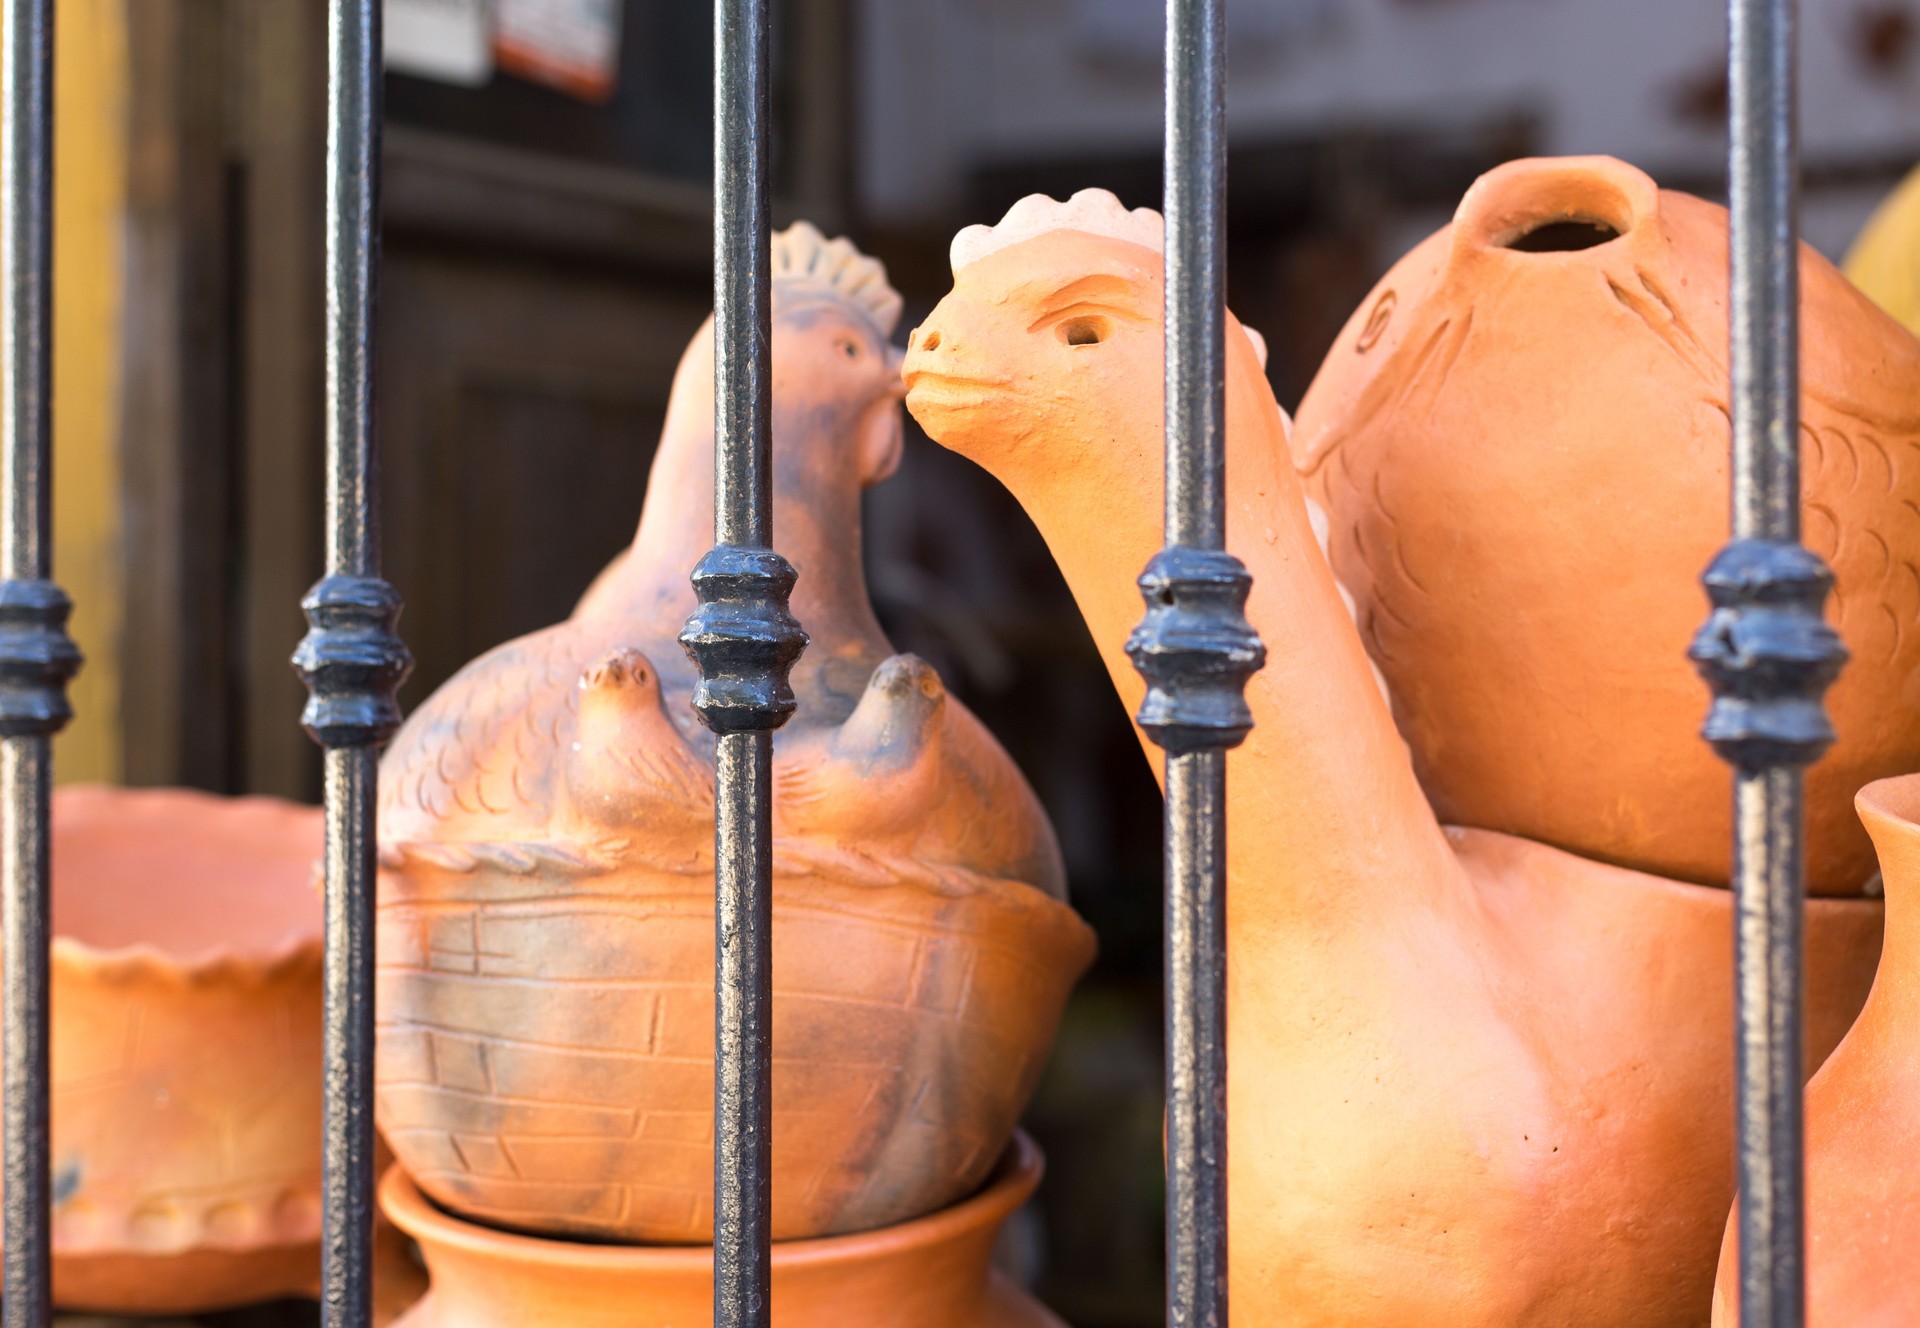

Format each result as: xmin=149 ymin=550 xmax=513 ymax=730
xmin=1689 ymin=1 xmax=1843 ymax=1325
xmin=0 ymin=1 xmax=79 ymax=1324
xmin=680 ymin=3 xmax=804 ymax=1326
xmin=1125 ymin=2 xmax=1263 ymax=1326
xmin=292 ymin=3 xmax=411 ymax=1327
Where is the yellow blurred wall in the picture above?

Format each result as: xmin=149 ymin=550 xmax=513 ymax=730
xmin=1845 ymin=163 xmax=1920 ymax=340
xmin=52 ymin=0 xmax=127 ymax=782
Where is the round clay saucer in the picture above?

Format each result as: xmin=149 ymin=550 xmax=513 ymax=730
xmin=383 ymin=1131 xmax=1067 ymax=1327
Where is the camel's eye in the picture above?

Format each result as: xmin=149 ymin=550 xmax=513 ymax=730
xmin=837 ymin=338 xmax=861 ymax=360
xmin=1058 ymin=316 xmax=1108 ymax=347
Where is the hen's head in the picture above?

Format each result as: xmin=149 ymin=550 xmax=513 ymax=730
xmin=667 ymin=221 xmax=907 ymax=488
xmin=904 ymin=190 xmax=1181 ymax=488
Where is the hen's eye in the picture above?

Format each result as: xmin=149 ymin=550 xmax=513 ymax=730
xmin=838 ymin=339 xmax=860 ymax=360
xmin=1058 ymin=316 xmax=1108 ymax=347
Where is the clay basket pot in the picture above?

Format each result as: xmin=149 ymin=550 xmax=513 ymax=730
xmin=376 ymin=849 xmax=1095 ymax=1244
xmin=40 ymin=785 xmax=325 ymax=1314
xmin=382 ymin=1131 xmax=1065 ymax=1327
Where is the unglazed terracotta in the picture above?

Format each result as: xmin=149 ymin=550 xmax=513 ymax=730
xmin=39 ymin=785 xmax=324 ymax=1314
xmin=1711 ymin=774 xmax=1920 ymax=1327
xmin=377 ymin=222 xmax=1094 ymax=1245
xmin=1293 ymin=155 xmax=1920 ymax=895
xmin=382 ymin=1134 xmax=1064 ymax=1328
xmin=904 ymin=184 xmax=1885 ymax=1324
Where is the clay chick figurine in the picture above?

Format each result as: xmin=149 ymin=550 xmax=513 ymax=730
xmin=375 ymin=223 xmax=1094 ymax=1248
xmin=903 ymin=182 xmax=1884 ymax=1324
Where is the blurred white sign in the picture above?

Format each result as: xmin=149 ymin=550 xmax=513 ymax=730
xmin=496 ymin=0 xmax=624 ymax=103
xmin=386 ymin=0 xmax=495 ymax=87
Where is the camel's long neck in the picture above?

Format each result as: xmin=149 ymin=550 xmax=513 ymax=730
xmin=1003 ymin=343 xmax=1461 ymax=929
xmin=588 ymin=414 xmax=892 ymax=717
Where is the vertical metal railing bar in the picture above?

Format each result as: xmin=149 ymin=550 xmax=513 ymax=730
xmin=682 ymin=3 xmax=803 ymax=1326
xmin=1163 ymin=0 xmax=1226 ymax=555
xmin=1126 ymin=2 xmax=1262 ymax=1326
xmin=0 ymin=0 xmax=79 ymax=1323
xmin=292 ymin=2 xmax=412 ymax=1327
xmin=1692 ymin=1 xmax=1844 ymax=1325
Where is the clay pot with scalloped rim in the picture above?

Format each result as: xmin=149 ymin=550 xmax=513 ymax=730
xmin=1712 ymin=774 xmax=1920 ymax=1326
xmin=40 ymin=785 xmax=325 ymax=1313
xmin=376 ymin=223 xmax=1094 ymax=1245
xmin=382 ymin=1133 xmax=1065 ymax=1327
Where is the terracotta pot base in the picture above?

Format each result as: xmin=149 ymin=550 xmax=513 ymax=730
xmin=382 ymin=1134 xmax=1065 ymax=1328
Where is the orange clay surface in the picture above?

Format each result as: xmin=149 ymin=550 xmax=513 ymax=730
xmin=375 ymin=224 xmax=1094 ymax=1245
xmin=904 ymin=179 xmax=1885 ymax=1325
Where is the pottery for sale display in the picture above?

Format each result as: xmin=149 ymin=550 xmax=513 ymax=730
xmin=381 ymin=1134 xmax=1064 ymax=1328
xmin=1710 ymin=774 xmax=1920 ymax=1327
xmin=376 ymin=221 xmax=1094 ymax=1245
xmin=42 ymin=785 xmax=324 ymax=1315
xmin=1292 ymin=154 xmax=1920 ymax=895
xmin=904 ymin=182 xmax=1884 ymax=1323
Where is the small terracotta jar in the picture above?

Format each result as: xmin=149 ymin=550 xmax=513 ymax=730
xmin=43 ymin=785 xmax=324 ymax=1314
xmin=382 ymin=1133 xmax=1065 ymax=1328
xmin=1292 ymin=154 xmax=1920 ymax=896
xmin=1711 ymin=773 xmax=1920 ymax=1327
xmin=377 ymin=223 xmax=1094 ymax=1244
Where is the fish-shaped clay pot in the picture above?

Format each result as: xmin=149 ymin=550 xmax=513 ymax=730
xmin=1711 ymin=773 xmax=1920 ymax=1327
xmin=1293 ymin=154 xmax=1920 ymax=896
xmin=376 ymin=223 xmax=1094 ymax=1246
xmin=903 ymin=184 xmax=1883 ymax=1324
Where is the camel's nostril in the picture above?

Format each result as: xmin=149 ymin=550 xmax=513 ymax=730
xmin=920 ymin=330 xmax=942 ymax=352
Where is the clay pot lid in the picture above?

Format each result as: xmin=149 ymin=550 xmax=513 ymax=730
xmin=51 ymin=784 xmax=323 ymax=980
xmin=381 ymin=1131 xmax=1044 ymax=1271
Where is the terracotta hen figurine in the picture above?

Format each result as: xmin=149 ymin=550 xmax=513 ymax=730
xmin=904 ymin=181 xmax=1884 ymax=1324
xmin=375 ymin=223 xmax=1094 ymax=1246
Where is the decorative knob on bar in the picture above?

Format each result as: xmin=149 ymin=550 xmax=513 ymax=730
xmin=1126 ymin=545 xmax=1266 ymax=756
xmin=679 ymin=546 xmax=808 ymax=733
xmin=293 ymin=573 xmax=413 ymax=749
xmin=0 ymin=579 xmax=80 ymax=739
xmin=1689 ymin=537 xmax=1847 ymax=773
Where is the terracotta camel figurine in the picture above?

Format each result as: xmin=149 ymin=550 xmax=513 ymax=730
xmin=904 ymin=187 xmax=1884 ymax=1324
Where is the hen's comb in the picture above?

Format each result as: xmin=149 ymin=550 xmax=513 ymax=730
xmin=773 ymin=221 xmax=903 ymax=337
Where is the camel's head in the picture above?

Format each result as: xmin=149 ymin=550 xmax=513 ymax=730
xmin=666 ymin=221 xmax=907 ymax=489
xmin=904 ymin=190 xmax=1178 ymax=489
